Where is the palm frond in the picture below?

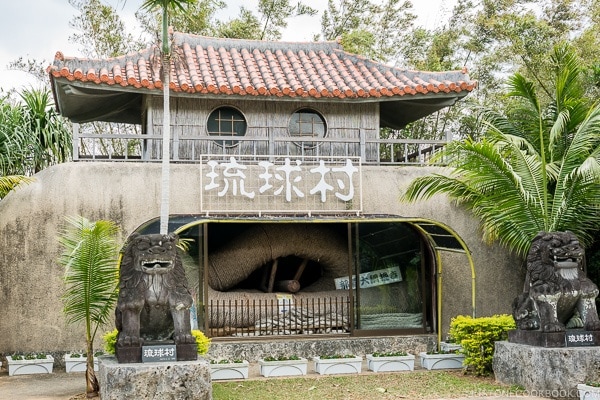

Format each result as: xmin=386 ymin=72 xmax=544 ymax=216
xmin=59 ymin=216 xmax=120 ymax=330
xmin=0 ymin=175 xmax=33 ymax=198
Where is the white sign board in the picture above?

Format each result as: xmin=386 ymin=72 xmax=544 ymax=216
xmin=334 ymin=266 xmax=402 ymax=290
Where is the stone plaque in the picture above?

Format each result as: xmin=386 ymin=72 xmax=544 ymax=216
xmin=565 ymin=331 xmax=597 ymax=347
xmin=142 ymin=345 xmax=177 ymax=363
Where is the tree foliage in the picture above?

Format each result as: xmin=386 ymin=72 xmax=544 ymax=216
xmin=401 ymin=44 xmax=600 ymax=257
xmin=59 ymin=216 xmax=121 ymax=397
xmin=0 ymin=89 xmax=71 ymax=177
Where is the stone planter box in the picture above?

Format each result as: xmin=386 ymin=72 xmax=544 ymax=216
xmin=314 ymin=356 xmax=362 ymax=375
xmin=366 ymin=354 xmax=415 ymax=372
xmin=440 ymin=342 xmax=462 ymax=352
xmin=210 ymin=360 xmax=249 ymax=380
xmin=259 ymin=358 xmax=308 ymax=377
xmin=419 ymin=352 xmax=464 ymax=370
xmin=64 ymin=354 xmax=99 ymax=373
xmin=6 ymin=355 xmax=54 ymax=376
xmin=578 ymin=383 xmax=600 ymax=400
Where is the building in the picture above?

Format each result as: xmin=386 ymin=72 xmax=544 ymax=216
xmin=0 ymin=34 xmax=522 ymax=357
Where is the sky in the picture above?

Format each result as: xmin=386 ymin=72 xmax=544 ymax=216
xmin=0 ymin=0 xmax=457 ymax=92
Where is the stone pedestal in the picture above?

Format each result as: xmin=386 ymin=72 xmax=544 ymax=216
xmin=493 ymin=341 xmax=600 ymax=400
xmin=98 ymin=356 xmax=212 ymax=400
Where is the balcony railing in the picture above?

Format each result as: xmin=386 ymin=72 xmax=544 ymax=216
xmin=72 ymin=124 xmax=448 ymax=166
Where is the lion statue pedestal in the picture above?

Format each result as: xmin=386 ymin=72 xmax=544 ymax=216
xmin=115 ymin=233 xmax=197 ymax=363
xmin=510 ymin=231 xmax=600 ymax=347
xmin=494 ymin=232 xmax=600 ymax=398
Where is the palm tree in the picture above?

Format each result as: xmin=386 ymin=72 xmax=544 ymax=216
xmin=141 ymin=0 xmax=194 ymax=235
xmin=0 ymin=88 xmax=71 ymax=177
xmin=401 ymin=43 xmax=600 ymax=258
xmin=59 ymin=216 xmax=121 ymax=397
xmin=0 ymin=175 xmax=33 ymax=199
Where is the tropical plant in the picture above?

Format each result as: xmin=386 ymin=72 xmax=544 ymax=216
xmin=59 ymin=216 xmax=121 ymax=397
xmin=0 ymin=88 xmax=71 ymax=177
xmin=0 ymin=175 xmax=33 ymax=199
xmin=401 ymin=43 xmax=600 ymax=258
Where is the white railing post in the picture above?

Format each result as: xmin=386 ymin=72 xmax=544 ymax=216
xmin=72 ymin=123 xmax=79 ymax=161
xmin=359 ymin=128 xmax=366 ymax=162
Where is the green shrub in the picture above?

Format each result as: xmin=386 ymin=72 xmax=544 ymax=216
xmin=191 ymin=330 xmax=211 ymax=355
xmin=102 ymin=329 xmax=118 ymax=355
xmin=448 ymin=314 xmax=515 ymax=376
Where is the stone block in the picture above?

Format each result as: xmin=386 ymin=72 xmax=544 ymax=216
xmin=508 ymin=329 xmax=567 ymax=347
xmin=98 ymin=356 xmax=212 ymax=400
xmin=493 ymin=341 xmax=600 ymax=400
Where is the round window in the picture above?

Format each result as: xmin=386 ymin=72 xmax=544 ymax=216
xmin=207 ymin=106 xmax=247 ymax=146
xmin=288 ymin=108 xmax=326 ymax=148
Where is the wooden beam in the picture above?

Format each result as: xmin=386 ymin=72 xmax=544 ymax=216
xmin=267 ymin=258 xmax=279 ymax=293
xmin=293 ymin=258 xmax=309 ymax=281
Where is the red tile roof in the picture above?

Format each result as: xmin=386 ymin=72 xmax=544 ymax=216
xmin=48 ymin=33 xmax=476 ymax=100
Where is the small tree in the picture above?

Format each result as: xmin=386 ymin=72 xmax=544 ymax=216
xmin=59 ymin=216 xmax=121 ymax=398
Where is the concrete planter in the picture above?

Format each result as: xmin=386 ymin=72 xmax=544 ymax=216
xmin=210 ymin=360 xmax=249 ymax=380
xmin=419 ymin=352 xmax=464 ymax=370
xmin=440 ymin=342 xmax=462 ymax=352
xmin=314 ymin=356 xmax=362 ymax=375
xmin=578 ymin=383 xmax=600 ymax=400
xmin=64 ymin=354 xmax=99 ymax=373
xmin=6 ymin=355 xmax=54 ymax=376
xmin=366 ymin=353 xmax=415 ymax=372
xmin=259 ymin=358 xmax=308 ymax=377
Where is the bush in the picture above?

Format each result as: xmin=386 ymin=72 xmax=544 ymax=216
xmin=448 ymin=314 xmax=515 ymax=376
xmin=103 ymin=328 xmax=211 ymax=355
xmin=102 ymin=329 xmax=118 ymax=355
xmin=191 ymin=330 xmax=211 ymax=355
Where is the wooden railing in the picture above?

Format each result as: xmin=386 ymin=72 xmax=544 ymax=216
xmin=72 ymin=124 xmax=448 ymax=166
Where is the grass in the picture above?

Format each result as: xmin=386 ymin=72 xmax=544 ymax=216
xmin=212 ymin=370 xmax=524 ymax=400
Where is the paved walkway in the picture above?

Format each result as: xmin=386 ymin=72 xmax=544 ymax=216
xmin=0 ymin=362 xmax=553 ymax=400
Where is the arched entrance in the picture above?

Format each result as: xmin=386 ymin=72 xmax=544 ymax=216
xmin=130 ymin=214 xmax=475 ymax=345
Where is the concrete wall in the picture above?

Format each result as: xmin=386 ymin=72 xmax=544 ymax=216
xmin=0 ymin=162 xmax=524 ymax=353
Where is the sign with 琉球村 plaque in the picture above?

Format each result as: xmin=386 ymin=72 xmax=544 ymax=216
xmin=200 ymin=155 xmax=362 ymax=214
xmin=142 ymin=344 xmax=177 ymax=362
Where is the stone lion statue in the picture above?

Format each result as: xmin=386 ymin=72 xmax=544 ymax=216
xmin=115 ymin=233 xmax=195 ymax=347
xmin=512 ymin=231 xmax=600 ymax=332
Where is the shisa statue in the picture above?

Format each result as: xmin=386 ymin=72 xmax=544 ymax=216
xmin=115 ymin=233 xmax=197 ymax=362
xmin=512 ymin=231 xmax=600 ymax=333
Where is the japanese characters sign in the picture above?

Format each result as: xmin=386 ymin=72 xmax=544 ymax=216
xmin=142 ymin=345 xmax=177 ymax=362
xmin=200 ymin=155 xmax=362 ymax=213
xmin=334 ymin=266 xmax=402 ymax=290
xmin=565 ymin=331 xmax=597 ymax=347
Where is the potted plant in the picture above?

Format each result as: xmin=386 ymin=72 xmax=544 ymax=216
xmin=419 ymin=349 xmax=465 ymax=370
xmin=210 ymin=359 xmax=250 ymax=380
xmin=64 ymin=351 xmax=103 ymax=373
xmin=314 ymin=354 xmax=362 ymax=375
xmin=6 ymin=353 xmax=54 ymax=376
xmin=259 ymin=355 xmax=308 ymax=377
xmin=366 ymin=351 xmax=415 ymax=372
xmin=58 ymin=216 xmax=121 ymax=397
xmin=578 ymin=382 xmax=600 ymax=400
